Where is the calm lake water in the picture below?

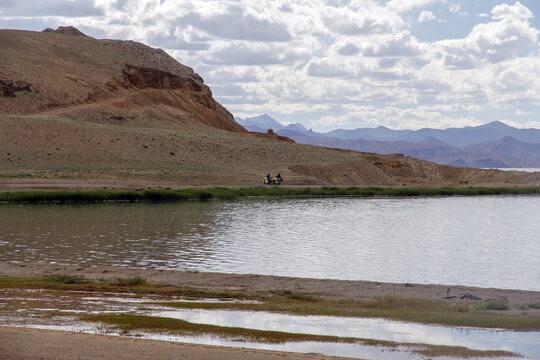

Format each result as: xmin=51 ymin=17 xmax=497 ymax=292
xmin=1 ymin=195 xmax=539 ymax=290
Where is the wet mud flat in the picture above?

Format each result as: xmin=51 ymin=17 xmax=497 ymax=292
xmin=0 ymin=287 xmax=536 ymax=360
xmin=1 ymin=262 xmax=539 ymax=360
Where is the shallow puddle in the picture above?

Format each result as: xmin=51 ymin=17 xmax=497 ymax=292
xmin=1 ymin=289 xmax=537 ymax=360
xmin=152 ymin=308 xmax=539 ymax=358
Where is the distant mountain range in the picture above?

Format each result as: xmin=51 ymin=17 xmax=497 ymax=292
xmin=236 ymin=115 xmax=540 ymax=168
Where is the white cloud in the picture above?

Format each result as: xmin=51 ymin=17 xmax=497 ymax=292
xmin=418 ymin=11 xmax=436 ymax=22
xmin=361 ymin=31 xmax=423 ymax=57
xmin=337 ymin=42 xmax=361 ymax=55
xmin=449 ymin=4 xmax=460 ymax=13
xmin=278 ymin=0 xmax=293 ymax=12
xmin=206 ymin=42 xmax=305 ymax=65
xmin=306 ymin=57 xmax=355 ymax=78
xmin=323 ymin=6 xmax=401 ymax=35
xmin=179 ymin=8 xmax=292 ymax=42
xmin=514 ymin=109 xmax=535 ymax=115
xmin=491 ymin=1 xmax=533 ymax=21
xmin=386 ymin=0 xmax=444 ymax=13
xmin=437 ymin=3 xmax=539 ymax=68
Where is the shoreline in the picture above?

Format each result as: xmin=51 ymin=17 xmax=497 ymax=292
xmin=1 ymin=261 xmax=538 ymax=306
xmin=2 ymin=261 xmax=539 ymax=359
xmin=0 ymin=185 xmax=539 ymax=203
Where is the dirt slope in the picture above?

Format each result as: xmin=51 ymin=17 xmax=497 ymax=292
xmin=0 ymin=27 xmax=538 ymax=187
xmin=0 ymin=27 xmax=242 ymax=132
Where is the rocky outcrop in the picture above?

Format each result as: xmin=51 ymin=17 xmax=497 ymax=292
xmin=121 ymin=64 xmax=203 ymax=92
xmin=42 ymin=26 xmax=88 ymax=37
xmin=0 ymin=79 xmax=38 ymax=97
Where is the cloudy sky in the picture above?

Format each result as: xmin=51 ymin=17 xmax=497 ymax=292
xmin=1 ymin=0 xmax=539 ymax=131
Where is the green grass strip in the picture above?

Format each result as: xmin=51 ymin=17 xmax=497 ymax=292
xmin=1 ymin=186 xmax=539 ymax=203
xmin=82 ymin=313 xmax=518 ymax=358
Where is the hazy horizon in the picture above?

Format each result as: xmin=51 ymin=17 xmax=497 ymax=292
xmin=237 ymin=113 xmax=540 ymax=131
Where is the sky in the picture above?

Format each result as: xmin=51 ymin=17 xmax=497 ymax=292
xmin=1 ymin=0 xmax=539 ymax=131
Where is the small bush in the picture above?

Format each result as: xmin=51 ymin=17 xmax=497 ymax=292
xmin=517 ymin=302 xmax=540 ymax=310
xmin=111 ymin=276 xmax=148 ymax=287
xmin=475 ymin=298 xmax=510 ymax=311
xmin=450 ymin=303 xmax=470 ymax=313
xmin=276 ymin=290 xmax=318 ymax=302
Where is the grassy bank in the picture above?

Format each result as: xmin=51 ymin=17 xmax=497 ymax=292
xmin=1 ymin=186 xmax=539 ymax=203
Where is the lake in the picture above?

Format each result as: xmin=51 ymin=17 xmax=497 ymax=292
xmin=1 ymin=195 xmax=539 ymax=290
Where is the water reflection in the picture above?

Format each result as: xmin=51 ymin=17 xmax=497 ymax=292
xmin=1 ymin=196 xmax=539 ymax=290
xmin=154 ymin=308 xmax=540 ymax=357
xmin=1 ymin=289 xmax=534 ymax=360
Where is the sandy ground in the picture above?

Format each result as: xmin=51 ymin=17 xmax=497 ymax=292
xmin=2 ymin=261 xmax=539 ymax=306
xmin=0 ymin=326 xmax=352 ymax=360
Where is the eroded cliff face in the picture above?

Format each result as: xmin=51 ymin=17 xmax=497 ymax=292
xmin=121 ymin=64 xmax=204 ymax=91
xmin=0 ymin=27 xmax=244 ymax=132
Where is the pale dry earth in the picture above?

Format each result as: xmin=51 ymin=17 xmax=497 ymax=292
xmin=0 ymin=327 xmax=353 ymax=360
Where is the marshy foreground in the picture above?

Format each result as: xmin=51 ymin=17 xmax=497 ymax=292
xmin=0 ymin=262 xmax=539 ymax=360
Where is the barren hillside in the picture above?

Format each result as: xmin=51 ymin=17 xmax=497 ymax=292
xmin=0 ymin=27 xmax=538 ymax=189
xmin=0 ymin=27 xmax=241 ymax=132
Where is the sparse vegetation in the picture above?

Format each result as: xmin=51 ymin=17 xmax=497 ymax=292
xmin=475 ymin=298 xmax=510 ymax=311
xmin=0 ymin=186 xmax=539 ymax=204
xmin=156 ymin=295 xmax=540 ymax=330
xmin=5 ymin=276 xmax=534 ymax=330
xmin=81 ymin=313 xmax=518 ymax=358
xmin=517 ymin=302 xmax=540 ymax=310
xmin=108 ymin=276 xmax=149 ymax=287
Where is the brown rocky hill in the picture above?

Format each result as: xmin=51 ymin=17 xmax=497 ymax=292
xmin=0 ymin=27 xmax=242 ymax=132
xmin=0 ymin=27 xmax=538 ymax=189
